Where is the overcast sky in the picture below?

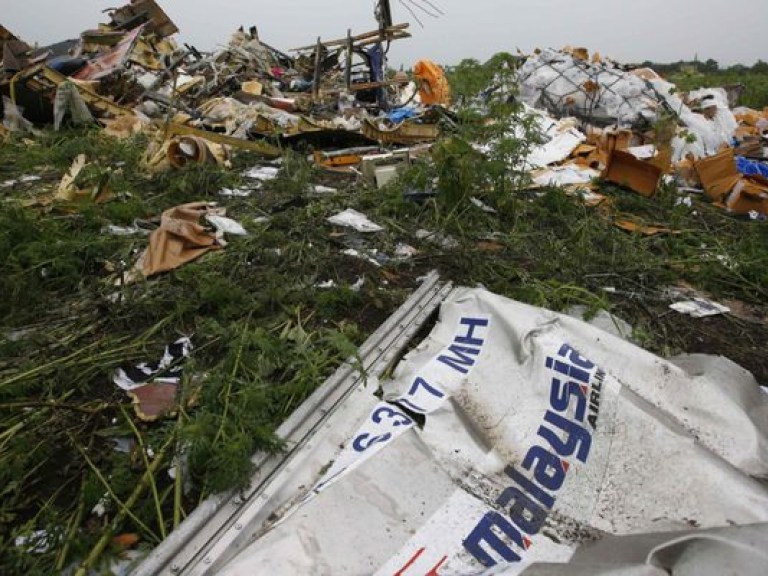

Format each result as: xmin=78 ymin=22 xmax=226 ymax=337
xmin=4 ymin=0 xmax=767 ymax=68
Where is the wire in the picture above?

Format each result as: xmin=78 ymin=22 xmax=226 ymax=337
xmin=398 ymin=0 xmax=425 ymax=28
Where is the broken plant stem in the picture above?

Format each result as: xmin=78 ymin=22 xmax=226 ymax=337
xmin=0 ymin=338 xmax=144 ymax=390
xmin=173 ymin=403 xmax=189 ymax=529
xmin=56 ymin=477 xmax=86 ymax=571
xmin=69 ymin=433 xmax=161 ymax=543
xmin=213 ymin=313 xmax=252 ymax=445
xmin=0 ymin=400 xmax=110 ymax=414
xmin=74 ymin=432 xmax=174 ymax=576
xmin=120 ymin=404 xmax=167 ymax=539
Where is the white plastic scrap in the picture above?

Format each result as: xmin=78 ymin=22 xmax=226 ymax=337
xmin=91 ymin=493 xmax=110 ymax=517
xmin=651 ymin=84 xmax=738 ymax=161
xmin=315 ymin=280 xmax=337 ymax=289
xmin=327 ymin=209 xmax=384 ymax=233
xmin=310 ymin=184 xmax=338 ymax=194
xmin=526 ymin=127 xmax=586 ymax=168
xmin=206 ymin=214 xmax=248 ymax=236
xmin=243 ymin=166 xmax=279 ymax=181
xmin=53 ymin=81 xmax=93 ymax=131
xmin=2 ymin=96 xmax=34 ymax=132
xmin=670 ymin=298 xmax=730 ymax=318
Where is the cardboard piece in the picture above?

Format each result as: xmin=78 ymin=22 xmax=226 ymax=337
xmin=694 ymin=148 xmax=743 ymax=202
xmin=695 ymin=148 xmax=768 ymax=215
xmin=602 ymin=149 xmax=663 ymax=197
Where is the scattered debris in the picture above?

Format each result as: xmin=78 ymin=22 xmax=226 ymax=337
xmin=670 ymin=298 xmax=731 ymax=318
xmin=113 ymin=337 xmax=193 ymax=421
xmin=132 ymin=202 xmax=224 ymax=278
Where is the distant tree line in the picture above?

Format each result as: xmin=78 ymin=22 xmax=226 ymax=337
xmin=637 ymin=59 xmax=768 ymax=75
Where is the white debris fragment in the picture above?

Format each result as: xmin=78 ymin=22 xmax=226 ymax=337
xmin=533 ymin=165 xmax=599 ymax=187
xmin=394 ymin=243 xmax=418 ymax=259
xmin=315 ymin=280 xmax=337 ymax=289
xmin=310 ymin=185 xmax=338 ymax=194
xmin=526 ymin=127 xmax=586 ymax=168
xmin=207 ymin=214 xmax=248 ymax=236
xmin=219 ymin=187 xmax=255 ymax=197
xmin=92 ymin=493 xmax=110 ymax=518
xmin=342 ymin=248 xmax=381 ymax=267
xmin=104 ymin=224 xmax=146 ymax=236
xmin=415 ymin=229 xmax=459 ymax=249
xmin=2 ymin=174 xmax=42 ymax=187
xmin=111 ymin=437 xmax=133 ymax=454
xmin=243 ymin=166 xmax=279 ymax=181
xmin=15 ymin=530 xmax=56 ymax=554
xmin=327 ymin=209 xmax=383 ymax=233
xmin=670 ymin=298 xmax=730 ymax=318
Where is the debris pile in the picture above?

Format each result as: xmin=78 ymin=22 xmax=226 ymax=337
xmin=1 ymin=0 xmax=450 ymax=164
xmin=508 ymin=47 xmax=768 ymax=218
xmin=4 ymin=5 xmax=765 ymax=215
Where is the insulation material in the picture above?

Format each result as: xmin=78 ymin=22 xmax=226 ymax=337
xmin=208 ymin=288 xmax=768 ymax=575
